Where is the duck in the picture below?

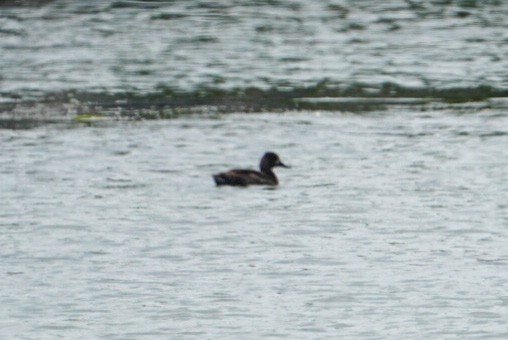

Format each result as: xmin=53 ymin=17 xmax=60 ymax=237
xmin=213 ymin=152 xmax=289 ymax=186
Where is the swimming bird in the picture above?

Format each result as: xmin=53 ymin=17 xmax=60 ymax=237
xmin=213 ymin=152 xmax=289 ymax=186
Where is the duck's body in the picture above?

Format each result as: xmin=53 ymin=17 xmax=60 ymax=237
xmin=213 ymin=169 xmax=278 ymax=186
xmin=213 ymin=152 xmax=288 ymax=186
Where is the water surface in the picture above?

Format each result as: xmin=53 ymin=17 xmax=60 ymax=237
xmin=1 ymin=0 xmax=507 ymax=103
xmin=1 ymin=109 xmax=507 ymax=338
xmin=1 ymin=1 xmax=507 ymax=338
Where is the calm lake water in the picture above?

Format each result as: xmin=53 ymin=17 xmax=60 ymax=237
xmin=1 ymin=0 xmax=508 ymax=339
xmin=1 ymin=108 xmax=507 ymax=339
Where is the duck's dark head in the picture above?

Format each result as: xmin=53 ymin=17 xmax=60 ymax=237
xmin=260 ymin=152 xmax=289 ymax=172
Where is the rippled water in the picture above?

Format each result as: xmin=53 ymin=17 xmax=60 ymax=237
xmin=1 ymin=109 xmax=507 ymax=338
xmin=1 ymin=1 xmax=508 ymax=338
xmin=1 ymin=0 xmax=508 ymax=102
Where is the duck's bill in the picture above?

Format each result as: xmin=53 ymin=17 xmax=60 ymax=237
xmin=278 ymin=161 xmax=290 ymax=168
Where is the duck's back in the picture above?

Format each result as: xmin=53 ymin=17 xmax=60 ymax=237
xmin=213 ymin=169 xmax=277 ymax=186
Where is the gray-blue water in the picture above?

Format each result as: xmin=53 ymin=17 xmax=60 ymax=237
xmin=1 ymin=1 xmax=508 ymax=339
xmin=1 ymin=0 xmax=507 ymax=102
xmin=1 ymin=109 xmax=507 ymax=338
